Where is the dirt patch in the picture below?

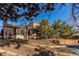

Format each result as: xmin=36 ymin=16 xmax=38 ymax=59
xmin=28 ymin=39 xmax=55 ymax=46
xmin=0 ymin=39 xmax=77 ymax=56
xmin=0 ymin=44 xmax=35 ymax=56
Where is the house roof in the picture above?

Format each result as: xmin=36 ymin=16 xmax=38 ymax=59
xmin=5 ymin=24 xmax=25 ymax=29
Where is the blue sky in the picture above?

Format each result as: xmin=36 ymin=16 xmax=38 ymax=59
xmin=0 ymin=4 xmax=73 ymax=27
xmin=33 ymin=4 xmax=72 ymax=25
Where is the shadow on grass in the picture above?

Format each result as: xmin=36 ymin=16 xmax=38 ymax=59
xmin=32 ymin=48 xmax=55 ymax=56
xmin=0 ymin=39 xmax=28 ymax=49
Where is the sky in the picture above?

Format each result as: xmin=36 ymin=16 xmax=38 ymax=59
xmin=0 ymin=3 xmax=74 ymax=30
xmin=34 ymin=4 xmax=72 ymax=25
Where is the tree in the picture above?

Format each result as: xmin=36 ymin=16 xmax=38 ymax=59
xmin=52 ymin=20 xmax=74 ymax=39
xmin=37 ymin=19 xmax=50 ymax=39
xmin=35 ymin=19 xmax=74 ymax=39
xmin=60 ymin=22 xmax=74 ymax=39
xmin=0 ymin=4 xmax=19 ymax=39
xmin=52 ymin=19 xmax=61 ymax=38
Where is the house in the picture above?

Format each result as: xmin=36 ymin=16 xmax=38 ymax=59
xmin=0 ymin=16 xmax=40 ymax=39
xmin=72 ymin=33 xmax=79 ymax=39
xmin=0 ymin=21 xmax=40 ymax=39
xmin=4 ymin=24 xmax=26 ymax=39
xmin=27 ymin=22 xmax=40 ymax=39
xmin=28 ymin=22 xmax=39 ymax=29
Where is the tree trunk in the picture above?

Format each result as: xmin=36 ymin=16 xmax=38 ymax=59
xmin=26 ymin=27 xmax=28 ymax=40
xmin=3 ymin=20 xmax=7 ymax=39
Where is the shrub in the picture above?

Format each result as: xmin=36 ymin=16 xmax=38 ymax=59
xmin=51 ymin=40 xmax=60 ymax=45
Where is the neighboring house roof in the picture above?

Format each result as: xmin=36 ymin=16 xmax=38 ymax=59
xmin=27 ymin=22 xmax=39 ymax=29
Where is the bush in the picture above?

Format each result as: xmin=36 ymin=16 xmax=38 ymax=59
xmin=51 ymin=40 xmax=60 ymax=45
